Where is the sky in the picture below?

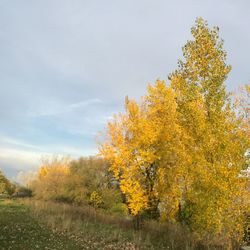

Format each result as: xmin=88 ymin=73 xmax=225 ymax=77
xmin=0 ymin=0 xmax=250 ymax=179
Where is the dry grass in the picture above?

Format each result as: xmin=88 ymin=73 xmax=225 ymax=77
xmin=18 ymin=198 xmax=237 ymax=249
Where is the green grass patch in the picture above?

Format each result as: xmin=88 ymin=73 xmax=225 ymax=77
xmin=0 ymin=199 xmax=86 ymax=250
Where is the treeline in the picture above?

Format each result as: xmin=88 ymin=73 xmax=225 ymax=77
xmin=30 ymin=156 xmax=127 ymax=215
xmin=0 ymin=170 xmax=33 ymax=198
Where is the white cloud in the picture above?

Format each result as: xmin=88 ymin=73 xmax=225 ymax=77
xmin=0 ymin=134 xmax=98 ymax=177
xmin=28 ymin=98 xmax=103 ymax=117
xmin=68 ymin=98 xmax=102 ymax=109
xmin=0 ymin=148 xmax=48 ymax=168
xmin=0 ymin=135 xmax=40 ymax=150
xmin=15 ymin=170 xmax=38 ymax=186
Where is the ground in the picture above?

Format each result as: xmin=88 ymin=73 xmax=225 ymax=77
xmin=2 ymin=199 xmax=248 ymax=250
xmin=0 ymin=199 xmax=84 ymax=250
xmin=0 ymin=199 xmax=138 ymax=250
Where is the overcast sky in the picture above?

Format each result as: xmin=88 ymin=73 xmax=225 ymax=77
xmin=0 ymin=0 xmax=249 ymax=178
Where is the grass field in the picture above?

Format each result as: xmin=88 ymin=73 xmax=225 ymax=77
xmin=0 ymin=199 xmax=193 ymax=249
xmin=0 ymin=199 xmax=151 ymax=249
xmin=0 ymin=199 xmax=91 ymax=250
xmin=1 ymin=198 xmax=241 ymax=250
xmin=0 ymin=199 xmax=148 ymax=250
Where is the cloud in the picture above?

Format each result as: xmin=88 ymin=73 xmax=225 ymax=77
xmin=0 ymin=0 xmax=250 ymax=178
xmin=0 ymin=138 xmax=97 ymax=178
xmin=68 ymin=99 xmax=102 ymax=109
xmin=14 ymin=170 xmax=38 ymax=186
xmin=0 ymin=148 xmax=45 ymax=168
xmin=28 ymin=98 xmax=103 ymax=117
xmin=0 ymin=135 xmax=39 ymax=150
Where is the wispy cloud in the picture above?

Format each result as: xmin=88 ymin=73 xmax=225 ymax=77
xmin=28 ymin=98 xmax=103 ymax=117
xmin=68 ymin=99 xmax=102 ymax=109
xmin=0 ymin=135 xmax=40 ymax=150
xmin=0 ymin=134 xmax=96 ymax=158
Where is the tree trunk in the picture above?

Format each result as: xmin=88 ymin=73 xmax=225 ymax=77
xmin=133 ymin=214 xmax=143 ymax=230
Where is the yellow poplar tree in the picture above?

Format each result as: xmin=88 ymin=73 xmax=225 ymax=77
xmin=170 ymin=18 xmax=250 ymax=242
xmin=100 ymin=80 xmax=183 ymax=218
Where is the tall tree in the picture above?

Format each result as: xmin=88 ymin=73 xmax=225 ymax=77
xmin=170 ymin=18 xmax=250 ymax=241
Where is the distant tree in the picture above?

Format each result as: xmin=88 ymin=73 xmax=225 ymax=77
xmin=0 ymin=170 xmax=14 ymax=195
xmin=31 ymin=156 xmax=70 ymax=201
xmin=30 ymin=156 xmax=124 ymax=213
xmin=13 ymin=185 xmax=32 ymax=198
xmin=64 ymin=157 xmax=123 ymax=210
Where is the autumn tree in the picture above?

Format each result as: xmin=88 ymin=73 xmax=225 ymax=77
xmin=236 ymin=84 xmax=250 ymax=244
xmin=100 ymin=80 xmax=185 ymax=218
xmin=64 ymin=156 xmax=123 ymax=210
xmin=100 ymin=18 xmax=250 ymax=244
xmin=0 ymin=170 xmax=14 ymax=195
xmin=30 ymin=156 xmax=125 ymax=213
xmin=169 ymin=18 xmax=250 ymax=242
xmin=31 ymin=156 xmax=70 ymax=201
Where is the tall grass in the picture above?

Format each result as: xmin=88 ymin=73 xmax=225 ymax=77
xmin=19 ymin=199 xmax=238 ymax=249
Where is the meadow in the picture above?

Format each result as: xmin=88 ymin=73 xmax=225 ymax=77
xmin=0 ymin=198 xmax=224 ymax=250
xmin=0 ymin=199 xmax=84 ymax=250
xmin=3 ymin=197 xmax=249 ymax=250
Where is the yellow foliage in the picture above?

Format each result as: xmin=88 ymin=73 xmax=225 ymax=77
xmin=100 ymin=80 xmax=184 ymax=216
xmin=169 ymin=17 xmax=250 ymax=241
xmin=99 ymin=17 xmax=250 ymax=244
xmin=32 ymin=156 xmax=70 ymax=200
xmin=90 ymin=191 xmax=103 ymax=208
